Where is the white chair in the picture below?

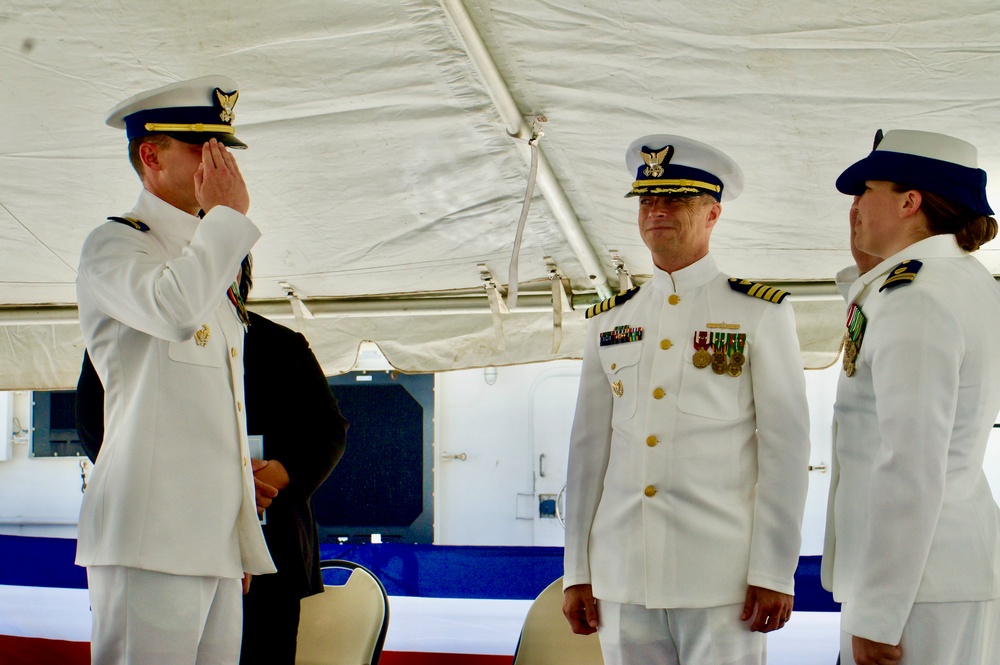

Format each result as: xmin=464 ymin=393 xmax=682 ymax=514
xmin=512 ymin=576 xmax=604 ymax=665
xmin=295 ymin=559 xmax=390 ymax=665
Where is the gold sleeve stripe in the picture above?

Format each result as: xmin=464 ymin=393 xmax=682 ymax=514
xmin=882 ymin=274 xmax=917 ymax=286
xmin=729 ymin=278 xmax=789 ymax=303
xmin=585 ymin=286 xmax=640 ymax=319
xmin=587 ymin=297 xmax=615 ymax=318
xmin=878 ymin=260 xmax=922 ymax=292
xmin=747 ymin=283 xmax=787 ymax=302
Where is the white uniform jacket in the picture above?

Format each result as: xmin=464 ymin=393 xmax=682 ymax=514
xmin=564 ymin=254 xmax=810 ymax=609
xmin=75 ymin=189 xmax=275 ymax=578
xmin=822 ymin=234 xmax=1000 ymax=645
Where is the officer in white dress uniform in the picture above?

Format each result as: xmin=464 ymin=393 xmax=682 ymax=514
xmin=822 ymin=129 xmax=1000 ymax=665
xmin=76 ymin=76 xmax=275 ymax=664
xmin=562 ymin=135 xmax=811 ymax=665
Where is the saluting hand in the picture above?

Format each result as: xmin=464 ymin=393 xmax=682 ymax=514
xmin=194 ymin=138 xmax=250 ymax=215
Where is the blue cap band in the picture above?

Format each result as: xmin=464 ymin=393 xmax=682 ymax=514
xmin=628 ymin=164 xmax=725 ymax=200
xmin=124 ymin=106 xmax=234 ymax=141
xmin=836 ymin=150 xmax=993 ymax=216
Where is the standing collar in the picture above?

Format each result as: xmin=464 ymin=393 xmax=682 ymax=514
xmin=651 ymin=253 xmax=720 ymax=294
xmin=847 ymin=234 xmax=964 ymax=303
xmin=131 ymin=188 xmax=201 ymax=242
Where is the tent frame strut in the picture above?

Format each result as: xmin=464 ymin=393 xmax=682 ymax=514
xmin=439 ymin=0 xmax=614 ymax=300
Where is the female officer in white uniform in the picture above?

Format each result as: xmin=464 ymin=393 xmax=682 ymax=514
xmin=823 ymin=129 xmax=1000 ymax=665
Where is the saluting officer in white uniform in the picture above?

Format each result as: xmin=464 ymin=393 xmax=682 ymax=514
xmin=562 ymin=135 xmax=811 ymax=665
xmin=822 ymin=129 xmax=1000 ymax=665
xmin=76 ymin=76 xmax=275 ymax=665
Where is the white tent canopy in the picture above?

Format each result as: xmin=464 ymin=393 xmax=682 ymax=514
xmin=2 ymin=0 xmax=999 ymax=389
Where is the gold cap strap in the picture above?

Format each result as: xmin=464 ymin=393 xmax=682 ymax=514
xmin=143 ymin=122 xmax=236 ymax=134
xmin=631 ymin=178 xmax=721 ymax=193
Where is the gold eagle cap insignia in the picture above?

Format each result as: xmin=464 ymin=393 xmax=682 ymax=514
xmin=215 ymin=88 xmax=238 ymax=123
xmin=641 ymin=145 xmax=673 ymax=178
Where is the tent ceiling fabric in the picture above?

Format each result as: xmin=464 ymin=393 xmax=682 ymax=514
xmin=2 ymin=0 xmax=998 ymax=389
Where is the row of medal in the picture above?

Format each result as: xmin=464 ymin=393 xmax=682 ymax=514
xmin=692 ymin=331 xmax=746 ymax=377
xmin=842 ymin=302 xmax=866 ymax=377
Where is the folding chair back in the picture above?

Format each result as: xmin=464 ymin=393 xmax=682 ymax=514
xmin=512 ymin=576 xmax=603 ymax=665
xmin=295 ymin=559 xmax=390 ymax=665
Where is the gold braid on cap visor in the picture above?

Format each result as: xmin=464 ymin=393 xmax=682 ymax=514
xmin=143 ymin=122 xmax=236 ymax=134
xmin=631 ymin=178 xmax=721 ymax=193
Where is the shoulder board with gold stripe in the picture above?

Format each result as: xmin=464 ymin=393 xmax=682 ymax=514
xmin=107 ymin=216 xmax=149 ymax=232
xmin=879 ymin=259 xmax=922 ymax=292
xmin=727 ymin=278 xmax=789 ymax=304
xmin=585 ymin=286 xmax=640 ymax=319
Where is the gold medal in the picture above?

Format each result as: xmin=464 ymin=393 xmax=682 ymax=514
xmin=843 ymin=305 xmax=866 ymax=378
xmin=692 ymin=331 xmax=711 ymax=368
xmin=712 ymin=353 xmax=728 ymax=375
xmin=711 ymin=331 xmax=729 ymax=374
xmin=843 ymin=334 xmax=857 ymax=376
xmin=727 ymin=334 xmax=747 ymax=378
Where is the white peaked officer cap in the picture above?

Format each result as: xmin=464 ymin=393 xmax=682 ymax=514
xmin=105 ymin=75 xmax=247 ymax=149
xmin=836 ymin=129 xmax=992 ymax=215
xmin=625 ymin=134 xmax=744 ymax=201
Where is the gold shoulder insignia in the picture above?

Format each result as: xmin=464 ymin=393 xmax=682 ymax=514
xmin=727 ymin=278 xmax=789 ymax=304
xmin=107 ymin=216 xmax=149 ymax=232
xmin=586 ymin=286 xmax=640 ymax=319
xmin=879 ymin=259 xmax=923 ymax=292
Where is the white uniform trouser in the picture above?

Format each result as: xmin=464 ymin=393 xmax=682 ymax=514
xmin=839 ymin=599 xmax=1000 ymax=665
xmin=598 ymin=600 xmax=765 ymax=665
xmin=88 ymin=566 xmax=243 ymax=665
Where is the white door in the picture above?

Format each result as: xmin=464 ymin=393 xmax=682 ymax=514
xmin=529 ymin=366 xmax=581 ymax=546
xmin=985 ymin=424 xmax=1000 ymax=505
xmin=800 ymin=365 xmax=840 ymax=554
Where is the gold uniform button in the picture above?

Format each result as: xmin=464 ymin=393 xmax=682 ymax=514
xmin=243 ymin=456 xmax=248 ymax=467
xmin=646 ymin=436 xmax=657 ymax=447
xmin=660 ymin=339 xmax=672 ymax=350
xmin=610 ymin=363 xmax=617 ymax=370
xmin=644 ymin=486 xmax=657 ymax=497
xmin=652 ymin=387 xmax=665 ymax=399
xmin=231 ymin=347 xmax=237 ymax=358
xmin=668 ymin=294 xmax=681 ymax=305
xmin=237 ymin=401 xmax=243 ymax=412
